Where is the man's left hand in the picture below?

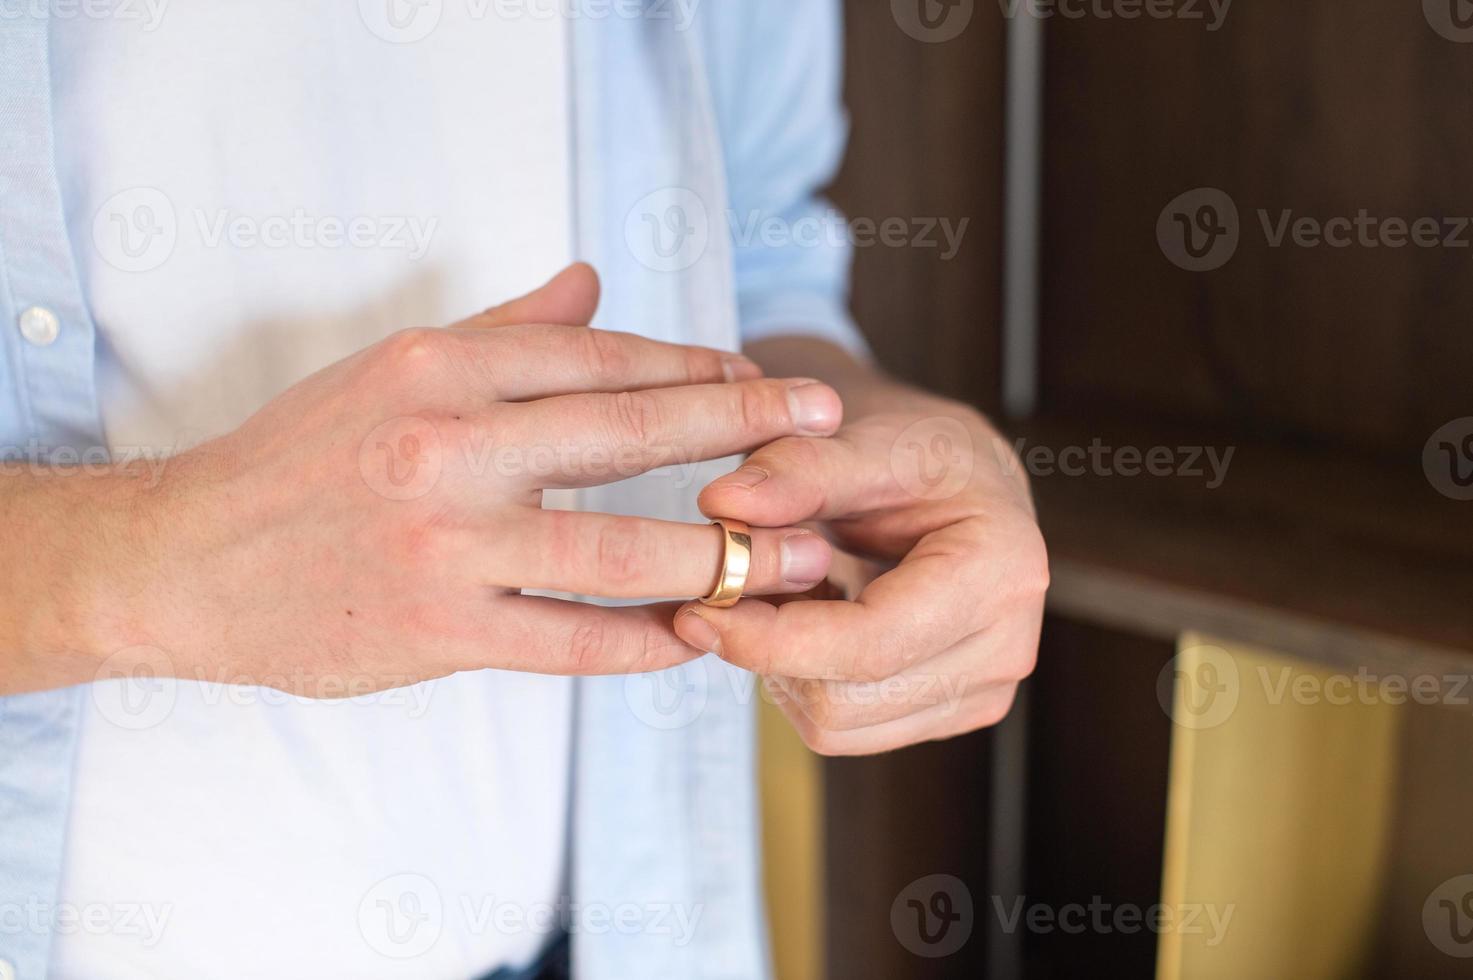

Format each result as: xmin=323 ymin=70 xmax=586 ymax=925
xmin=674 ymin=383 xmax=1048 ymax=756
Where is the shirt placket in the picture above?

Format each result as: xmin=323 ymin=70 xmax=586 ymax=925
xmin=0 ymin=8 xmax=98 ymax=980
xmin=0 ymin=9 xmax=104 ymax=455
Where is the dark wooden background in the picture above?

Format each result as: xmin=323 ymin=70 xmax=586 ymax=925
xmin=823 ymin=0 xmax=1473 ymax=977
xmin=825 ymin=2 xmax=1006 ymax=978
xmin=1038 ymin=3 xmax=1473 ymax=456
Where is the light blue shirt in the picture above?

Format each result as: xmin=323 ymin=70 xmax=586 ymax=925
xmin=0 ymin=3 xmax=862 ymax=978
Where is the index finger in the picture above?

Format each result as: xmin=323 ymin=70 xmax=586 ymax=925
xmin=449 ymin=324 xmax=763 ymax=401
xmin=493 ymin=378 xmax=843 ymax=490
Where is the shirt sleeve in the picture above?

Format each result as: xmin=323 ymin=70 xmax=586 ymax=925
xmin=698 ymin=0 xmax=872 ymax=359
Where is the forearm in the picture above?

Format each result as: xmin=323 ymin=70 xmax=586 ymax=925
xmin=0 ymin=462 xmax=158 ymax=695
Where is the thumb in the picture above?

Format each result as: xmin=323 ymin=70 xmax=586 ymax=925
xmin=698 ymin=435 xmax=895 ymax=529
xmin=477 ymin=262 xmax=601 ymax=328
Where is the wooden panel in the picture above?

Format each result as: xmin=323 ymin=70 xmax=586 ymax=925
xmin=824 ymin=733 xmax=995 ymax=980
xmin=1371 ymin=701 xmax=1473 ymax=976
xmin=1023 ymin=413 xmax=1473 ymax=658
xmin=1038 ymin=4 xmax=1473 ymax=457
xmin=829 ymin=0 xmax=1006 ymax=412
xmin=760 ymin=699 xmax=825 ymax=980
xmin=1021 ymin=616 xmax=1176 ymax=978
xmin=1158 ymin=636 xmax=1402 ymax=979
xmin=823 ymin=4 xmax=1008 ymax=979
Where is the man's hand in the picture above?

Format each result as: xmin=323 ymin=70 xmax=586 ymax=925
xmin=2 ymin=267 xmax=844 ymax=696
xmin=674 ymin=339 xmax=1047 ymax=756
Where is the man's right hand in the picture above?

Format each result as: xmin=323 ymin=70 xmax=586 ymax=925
xmin=2 ymin=265 xmax=841 ymax=696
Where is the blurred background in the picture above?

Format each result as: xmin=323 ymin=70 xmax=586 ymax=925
xmin=757 ymin=2 xmax=1473 ymax=978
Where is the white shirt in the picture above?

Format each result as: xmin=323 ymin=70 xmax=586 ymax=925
xmin=50 ymin=7 xmax=574 ymax=978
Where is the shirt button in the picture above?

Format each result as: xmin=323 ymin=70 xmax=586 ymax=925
xmin=18 ymin=306 xmax=61 ymax=347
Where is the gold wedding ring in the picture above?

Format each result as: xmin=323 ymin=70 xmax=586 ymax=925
xmin=701 ymin=519 xmax=752 ymax=608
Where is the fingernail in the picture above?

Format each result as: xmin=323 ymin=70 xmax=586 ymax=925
xmin=676 ymin=610 xmax=722 ymax=654
xmin=781 ymin=532 xmax=830 ymax=586
xmin=720 ymin=466 xmax=769 ymax=490
xmin=786 ymin=380 xmax=840 ymax=436
xmin=722 ymin=355 xmax=762 ymax=382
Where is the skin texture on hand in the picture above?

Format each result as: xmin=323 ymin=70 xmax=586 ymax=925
xmin=677 ymin=336 xmax=1049 ymax=756
xmin=1 ymin=266 xmax=844 ymax=697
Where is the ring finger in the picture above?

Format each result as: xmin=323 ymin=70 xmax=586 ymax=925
xmin=480 ymin=510 xmax=834 ymax=601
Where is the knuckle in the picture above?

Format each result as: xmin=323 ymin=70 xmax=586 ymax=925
xmin=804 ymin=687 xmax=849 ymax=732
xmin=380 ymin=327 xmax=443 ymax=374
xmin=1015 ymin=523 xmax=1051 ymax=597
xmin=576 ymin=327 xmax=634 ymax=386
xmin=736 ymin=382 xmax=787 ymax=435
xmin=969 ymin=689 xmax=1018 ymax=731
xmin=785 ymin=677 xmax=832 ymax=725
xmin=684 ymin=346 xmax=725 ymax=384
xmin=566 ymin=619 xmax=608 ymax=673
xmin=605 ymin=389 xmax=663 ymax=447
xmin=798 ymin=723 xmax=842 ymax=757
xmin=592 ymin=518 xmax=648 ymax=587
xmin=754 ymin=435 xmax=823 ymax=482
xmin=386 ymin=514 xmax=449 ymax=566
xmin=631 ymin=626 xmax=684 ymax=674
xmin=1009 ymin=642 xmax=1041 ymax=683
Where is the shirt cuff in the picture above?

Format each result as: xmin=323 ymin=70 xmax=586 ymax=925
xmin=737 ymin=290 xmax=873 ymax=362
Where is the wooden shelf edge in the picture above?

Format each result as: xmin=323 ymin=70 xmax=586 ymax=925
xmin=1047 ymin=557 xmax=1473 ymax=680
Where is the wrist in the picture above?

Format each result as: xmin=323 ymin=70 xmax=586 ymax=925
xmin=26 ymin=457 xmax=193 ymax=690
